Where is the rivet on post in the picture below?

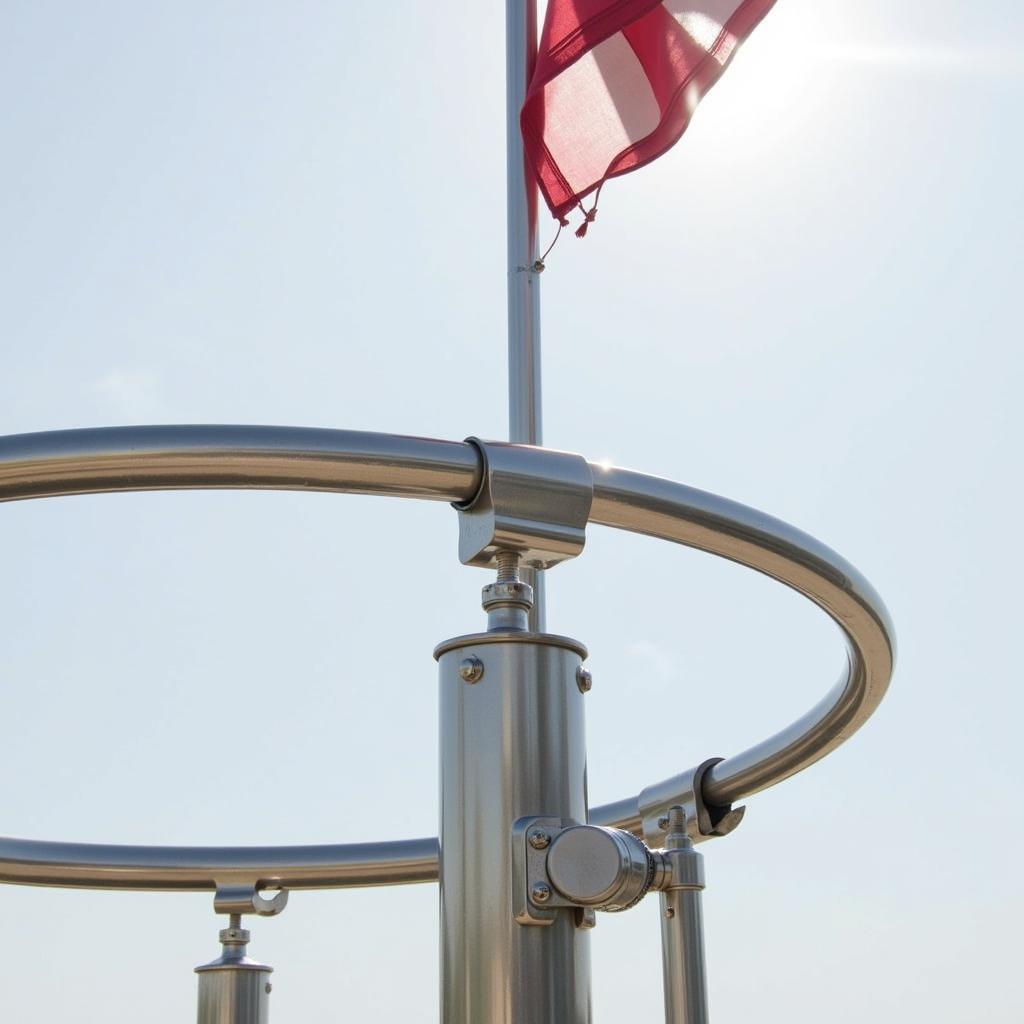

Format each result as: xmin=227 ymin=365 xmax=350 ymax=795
xmin=459 ymin=657 xmax=485 ymax=684
xmin=576 ymin=666 xmax=592 ymax=693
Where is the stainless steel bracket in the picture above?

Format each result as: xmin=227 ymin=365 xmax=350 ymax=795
xmin=511 ymin=817 xmax=580 ymax=926
xmin=454 ymin=439 xmax=593 ymax=569
xmin=513 ymin=817 xmax=667 ymax=927
xmin=214 ymin=883 xmax=289 ymax=917
xmin=639 ymin=758 xmax=746 ymax=848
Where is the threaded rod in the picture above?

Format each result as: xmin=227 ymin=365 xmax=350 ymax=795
xmin=495 ymin=551 xmax=520 ymax=583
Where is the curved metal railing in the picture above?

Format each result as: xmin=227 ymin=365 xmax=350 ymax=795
xmin=0 ymin=426 xmax=895 ymax=891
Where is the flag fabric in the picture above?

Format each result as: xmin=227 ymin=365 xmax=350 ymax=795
xmin=521 ymin=1 xmax=778 ymax=230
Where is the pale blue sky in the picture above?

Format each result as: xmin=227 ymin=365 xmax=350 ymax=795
xmin=0 ymin=1 xmax=1021 ymax=1020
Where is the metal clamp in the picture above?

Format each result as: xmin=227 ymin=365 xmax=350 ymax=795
xmin=455 ymin=438 xmax=593 ymax=570
xmin=639 ymin=758 xmax=745 ymax=848
xmin=214 ymin=884 xmax=289 ymax=918
xmin=513 ymin=817 xmax=669 ymax=927
xmin=512 ymin=817 xmax=577 ymax=926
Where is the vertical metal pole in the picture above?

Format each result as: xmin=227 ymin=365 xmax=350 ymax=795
xmin=660 ymin=889 xmax=710 ymax=1024
xmin=506 ymin=0 xmax=545 ymax=632
xmin=438 ymin=629 xmax=592 ymax=1023
xmin=196 ymin=917 xmax=272 ymax=1024
xmin=659 ymin=808 xmax=711 ymax=1024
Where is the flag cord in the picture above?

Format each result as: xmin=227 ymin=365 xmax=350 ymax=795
xmin=530 ymin=218 xmax=567 ymax=273
xmin=575 ymin=185 xmax=603 ymax=239
xmin=525 ymin=183 xmax=602 ymax=273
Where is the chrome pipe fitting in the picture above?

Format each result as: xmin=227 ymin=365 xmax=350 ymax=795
xmin=196 ymin=921 xmax=273 ymax=1024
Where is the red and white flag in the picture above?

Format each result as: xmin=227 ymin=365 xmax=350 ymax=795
xmin=522 ymin=1 xmax=777 ymax=232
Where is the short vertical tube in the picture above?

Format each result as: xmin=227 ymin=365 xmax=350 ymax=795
xmin=196 ymin=924 xmax=272 ymax=1024
xmin=438 ymin=633 xmax=591 ymax=1023
xmin=659 ymin=806 xmax=710 ymax=1024
xmin=660 ymin=888 xmax=709 ymax=1024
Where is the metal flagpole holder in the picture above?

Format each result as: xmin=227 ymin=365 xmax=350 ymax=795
xmin=0 ymin=3 xmax=896 ymax=1023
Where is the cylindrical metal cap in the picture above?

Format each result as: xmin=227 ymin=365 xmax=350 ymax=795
xmin=545 ymin=826 xmax=653 ymax=912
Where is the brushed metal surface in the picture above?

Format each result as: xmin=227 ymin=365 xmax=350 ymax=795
xmin=0 ymin=836 xmax=439 ymax=890
xmin=438 ymin=636 xmax=591 ymax=1024
xmin=0 ymin=425 xmax=481 ymax=503
xmin=660 ymin=888 xmax=708 ymax=1024
xmin=456 ymin=438 xmax=593 ymax=570
xmin=196 ymin=967 xmax=272 ymax=1024
xmin=505 ymin=0 xmax=545 ymax=633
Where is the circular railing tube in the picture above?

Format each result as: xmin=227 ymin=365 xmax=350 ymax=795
xmin=587 ymin=466 xmax=895 ymax=810
xmin=0 ymin=427 xmax=895 ymax=892
xmin=0 ymin=836 xmax=439 ymax=891
xmin=0 ymin=425 xmax=482 ymax=504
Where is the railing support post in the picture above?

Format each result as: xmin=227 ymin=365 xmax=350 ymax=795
xmin=437 ymin=582 xmax=591 ymax=1022
xmin=195 ymin=916 xmax=273 ymax=1024
xmin=659 ymin=807 xmax=710 ymax=1024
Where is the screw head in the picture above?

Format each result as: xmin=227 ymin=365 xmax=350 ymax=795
xmin=531 ymin=882 xmax=552 ymax=904
xmin=528 ymin=828 xmax=551 ymax=850
xmin=459 ymin=656 xmax=484 ymax=684
xmin=576 ymin=666 xmax=592 ymax=694
xmin=658 ymin=816 xmax=671 ymax=831
xmin=665 ymin=907 xmax=676 ymax=920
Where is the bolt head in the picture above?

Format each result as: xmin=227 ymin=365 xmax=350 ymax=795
xmin=528 ymin=828 xmax=551 ymax=850
xmin=576 ymin=666 xmax=592 ymax=694
xmin=531 ymin=882 xmax=552 ymax=904
xmin=658 ymin=816 xmax=670 ymax=831
xmin=459 ymin=656 xmax=484 ymax=684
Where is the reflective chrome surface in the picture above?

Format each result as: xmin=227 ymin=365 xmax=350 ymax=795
xmin=506 ymin=0 xmax=545 ymax=631
xmin=0 ymin=425 xmax=481 ymax=503
xmin=456 ymin=438 xmax=593 ymax=570
xmin=588 ymin=465 xmax=895 ymax=809
xmin=196 ymin=925 xmax=272 ymax=1024
xmin=438 ymin=634 xmax=590 ymax=1023
xmin=658 ymin=808 xmax=709 ymax=1024
xmin=0 ymin=836 xmax=438 ymax=890
xmin=638 ymin=759 xmax=745 ymax=849
xmin=545 ymin=826 xmax=653 ymax=911
xmin=0 ymin=428 xmax=894 ymax=891
xmin=660 ymin=888 xmax=708 ymax=1024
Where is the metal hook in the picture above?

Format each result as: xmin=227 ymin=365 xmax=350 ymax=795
xmin=214 ymin=883 xmax=289 ymax=918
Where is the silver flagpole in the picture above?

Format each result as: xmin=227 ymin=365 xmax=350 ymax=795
xmin=436 ymin=7 xmax=591 ymax=1022
xmin=506 ymin=0 xmax=545 ymax=631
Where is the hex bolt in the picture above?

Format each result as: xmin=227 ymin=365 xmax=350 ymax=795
xmin=576 ymin=666 xmax=593 ymax=694
xmin=459 ymin=656 xmax=484 ymax=684
xmin=531 ymin=882 xmax=552 ymax=904
xmin=528 ymin=829 xmax=550 ymax=850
